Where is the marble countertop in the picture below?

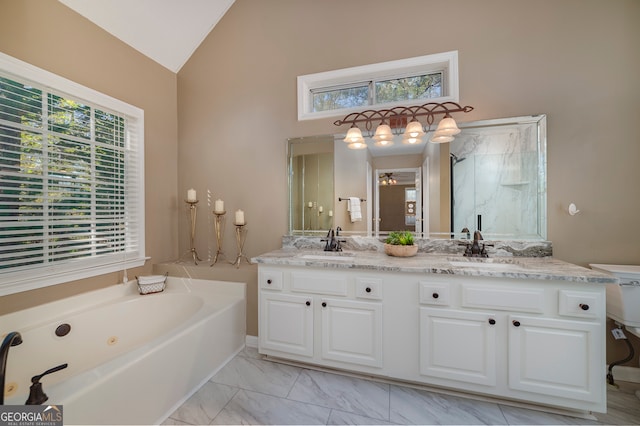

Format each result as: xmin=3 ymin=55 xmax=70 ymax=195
xmin=251 ymin=249 xmax=617 ymax=284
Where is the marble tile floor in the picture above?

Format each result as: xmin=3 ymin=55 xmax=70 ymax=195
xmin=162 ymin=347 xmax=640 ymax=425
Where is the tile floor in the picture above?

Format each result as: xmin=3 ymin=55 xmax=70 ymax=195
xmin=162 ymin=347 xmax=640 ymax=425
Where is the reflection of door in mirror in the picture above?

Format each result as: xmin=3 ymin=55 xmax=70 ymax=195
xmin=289 ymin=136 xmax=334 ymax=234
xmin=375 ymin=168 xmax=421 ymax=235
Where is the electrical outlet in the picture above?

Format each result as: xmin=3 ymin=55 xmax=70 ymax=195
xmin=612 ymin=328 xmax=627 ymax=340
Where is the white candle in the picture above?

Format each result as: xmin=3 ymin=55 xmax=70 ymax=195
xmin=329 ymin=210 xmax=333 ymax=217
xmin=308 ymin=201 xmax=313 ymax=208
xmin=187 ymin=188 xmax=197 ymax=202
xmin=214 ymin=199 xmax=224 ymax=213
xmin=318 ymin=206 xmax=323 ymax=213
xmin=235 ymin=209 xmax=245 ymax=225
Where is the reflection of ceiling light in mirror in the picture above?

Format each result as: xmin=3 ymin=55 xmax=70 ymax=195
xmin=402 ymin=136 xmax=423 ymax=145
xmin=430 ymin=134 xmax=454 ymax=143
xmin=347 ymin=141 xmax=367 ymax=149
xmin=344 ymin=125 xmax=364 ymax=144
xmin=434 ymin=116 xmax=461 ymax=135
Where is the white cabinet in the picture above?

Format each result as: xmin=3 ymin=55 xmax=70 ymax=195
xmin=508 ymin=315 xmax=603 ymax=403
xmin=321 ymin=298 xmax=383 ymax=367
xmin=258 ymin=267 xmax=383 ymax=370
xmin=258 ymin=264 xmax=606 ymax=414
xmin=419 ymin=307 xmax=497 ymax=386
xmin=259 ymin=292 xmax=313 ymax=357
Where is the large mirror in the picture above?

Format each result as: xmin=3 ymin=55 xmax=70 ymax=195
xmin=288 ymin=114 xmax=547 ymax=240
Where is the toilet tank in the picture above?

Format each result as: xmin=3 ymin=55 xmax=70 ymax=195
xmin=590 ymin=264 xmax=640 ymax=327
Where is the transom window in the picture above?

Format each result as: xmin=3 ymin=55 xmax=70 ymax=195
xmin=298 ymin=51 xmax=458 ymax=121
xmin=0 ymin=53 xmax=145 ymax=296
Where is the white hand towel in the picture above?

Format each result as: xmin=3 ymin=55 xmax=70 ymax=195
xmin=348 ymin=197 xmax=362 ymax=223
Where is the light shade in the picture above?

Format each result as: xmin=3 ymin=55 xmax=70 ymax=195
xmin=344 ymin=126 xmax=365 ymax=144
xmin=404 ymin=120 xmax=425 ymax=138
xmin=373 ymin=123 xmax=394 ymax=146
xmin=347 ymin=141 xmax=367 ymax=150
xmin=430 ymin=134 xmax=454 ymax=143
xmin=402 ymin=136 xmax=423 ymax=145
xmin=434 ymin=116 xmax=461 ymax=136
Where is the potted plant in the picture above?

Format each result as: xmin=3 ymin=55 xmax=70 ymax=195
xmin=384 ymin=231 xmax=418 ymax=257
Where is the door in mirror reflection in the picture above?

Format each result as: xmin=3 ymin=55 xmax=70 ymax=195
xmin=375 ymin=168 xmax=421 ymax=234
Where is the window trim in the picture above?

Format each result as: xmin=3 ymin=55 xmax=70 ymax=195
xmin=297 ymin=51 xmax=459 ymax=121
xmin=0 ymin=52 xmax=145 ymax=296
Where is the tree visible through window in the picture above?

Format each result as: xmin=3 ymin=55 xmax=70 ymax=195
xmin=0 ymin=59 xmax=144 ymax=295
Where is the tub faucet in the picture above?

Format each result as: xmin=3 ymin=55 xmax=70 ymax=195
xmin=26 ymin=363 xmax=68 ymax=405
xmin=0 ymin=331 xmax=23 ymax=405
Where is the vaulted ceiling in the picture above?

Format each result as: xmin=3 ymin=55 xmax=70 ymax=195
xmin=58 ymin=0 xmax=235 ymax=73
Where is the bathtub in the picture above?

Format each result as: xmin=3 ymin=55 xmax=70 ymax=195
xmin=1 ymin=276 xmax=246 ymax=425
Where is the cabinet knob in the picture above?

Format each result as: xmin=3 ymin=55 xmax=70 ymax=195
xmin=579 ymin=303 xmax=590 ymax=311
xmin=432 ymin=292 xmax=439 ymax=299
xmin=365 ymin=287 xmax=372 ymax=293
xmin=512 ymin=320 xmax=521 ymax=327
xmin=305 ymin=301 xmax=311 ymax=306
xmin=488 ymin=318 xmax=496 ymax=325
xmin=267 ymin=279 xmax=272 ymax=285
xmin=322 ymin=302 xmax=327 ymax=307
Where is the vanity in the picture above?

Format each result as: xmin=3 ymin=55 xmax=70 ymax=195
xmin=252 ymin=248 xmax=616 ymax=415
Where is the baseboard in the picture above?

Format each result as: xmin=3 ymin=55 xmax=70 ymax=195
xmin=608 ymin=365 xmax=640 ymax=383
xmin=245 ymin=335 xmax=258 ymax=348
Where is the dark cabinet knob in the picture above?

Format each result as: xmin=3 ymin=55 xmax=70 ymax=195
xmin=267 ymin=279 xmax=272 ymax=285
xmin=305 ymin=301 xmax=310 ymax=306
xmin=432 ymin=292 xmax=439 ymax=299
xmin=322 ymin=302 xmax=327 ymax=307
xmin=579 ymin=303 xmax=590 ymax=311
xmin=365 ymin=287 xmax=372 ymax=293
xmin=512 ymin=320 xmax=521 ymax=327
xmin=488 ymin=318 xmax=496 ymax=325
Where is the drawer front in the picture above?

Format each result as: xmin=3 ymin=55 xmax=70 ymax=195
xmin=356 ymin=278 xmax=383 ymax=300
xmin=419 ymin=281 xmax=451 ymax=306
xmin=259 ymin=269 xmax=283 ymax=290
xmin=462 ymin=285 xmax=545 ymax=313
xmin=291 ymin=272 xmax=348 ymax=296
xmin=559 ymin=290 xmax=601 ymax=319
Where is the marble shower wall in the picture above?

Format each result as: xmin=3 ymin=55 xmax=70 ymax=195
xmin=451 ymin=121 xmax=543 ymax=239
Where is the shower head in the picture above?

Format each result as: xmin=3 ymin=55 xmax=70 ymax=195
xmin=450 ymin=153 xmax=466 ymax=165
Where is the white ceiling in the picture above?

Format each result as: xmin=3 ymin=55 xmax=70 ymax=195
xmin=58 ymin=0 xmax=235 ymax=73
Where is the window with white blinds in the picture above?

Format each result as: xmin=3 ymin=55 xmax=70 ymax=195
xmin=0 ymin=53 xmax=145 ymax=296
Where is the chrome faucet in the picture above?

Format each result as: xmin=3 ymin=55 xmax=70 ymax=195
xmin=1 ymin=331 xmax=23 ymax=405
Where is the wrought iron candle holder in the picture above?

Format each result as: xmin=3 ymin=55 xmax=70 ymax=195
xmin=230 ymin=223 xmax=250 ymax=268
xmin=185 ymin=200 xmax=202 ymax=264
xmin=211 ymin=211 xmax=227 ymax=266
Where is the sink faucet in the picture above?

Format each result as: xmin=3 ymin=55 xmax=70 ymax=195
xmin=463 ymin=230 xmax=489 ymax=258
xmin=1 ymin=331 xmax=23 ymax=405
xmin=322 ymin=228 xmax=345 ymax=252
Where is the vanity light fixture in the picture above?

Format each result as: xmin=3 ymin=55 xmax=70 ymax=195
xmin=334 ymin=101 xmax=474 ymax=147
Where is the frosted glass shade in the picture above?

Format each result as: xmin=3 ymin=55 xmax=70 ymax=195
xmin=344 ymin=126 xmax=364 ymax=144
xmin=402 ymin=135 xmax=423 ymax=145
xmin=373 ymin=124 xmax=394 ymax=146
xmin=404 ymin=120 xmax=425 ymax=138
xmin=435 ymin=117 xmax=461 ymax=135
xmin=347 ymin=141 xmax=367 ymax=149
xmin=430 ymin=134 xmax=454 ymax=143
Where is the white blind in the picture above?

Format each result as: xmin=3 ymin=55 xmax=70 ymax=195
xmin=0 ymin=54 xmax=145 ymax=296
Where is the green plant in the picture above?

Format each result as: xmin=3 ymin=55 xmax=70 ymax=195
xmin=385 ymin=231 xmax=415 ymax=246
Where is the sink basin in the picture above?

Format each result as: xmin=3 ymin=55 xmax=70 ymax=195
xmin=300 ymin=252 xmax=355 ymax=261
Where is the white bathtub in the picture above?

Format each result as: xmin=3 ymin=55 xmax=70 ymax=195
xmin=2 ymin=276 xmax=246 ymax=425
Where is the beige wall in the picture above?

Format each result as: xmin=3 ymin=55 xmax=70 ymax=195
xmin=178 ymin=0 xmax=639 ymax=348
xmin=0 ymin=0 xmax=178 ymax=313
xmin=1 ymin=0 xmax=639 ymax=362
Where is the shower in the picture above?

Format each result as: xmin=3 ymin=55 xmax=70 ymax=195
xmin=450 ymin=153 xmax=466 ymax=166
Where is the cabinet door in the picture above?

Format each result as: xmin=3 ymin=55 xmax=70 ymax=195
xmin=259 ymin=292 xmax=313 ymax=357
xmin=420 ymin=308 xmax=497 ymax=386
xmin=320 ymin=298 xmax=383 ymax=368
xmin=508 ymin=315 xmax=603 ymax=403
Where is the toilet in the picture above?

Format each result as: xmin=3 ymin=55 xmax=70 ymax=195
xmin=590 ymin=264 xmax=640 ymax=337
